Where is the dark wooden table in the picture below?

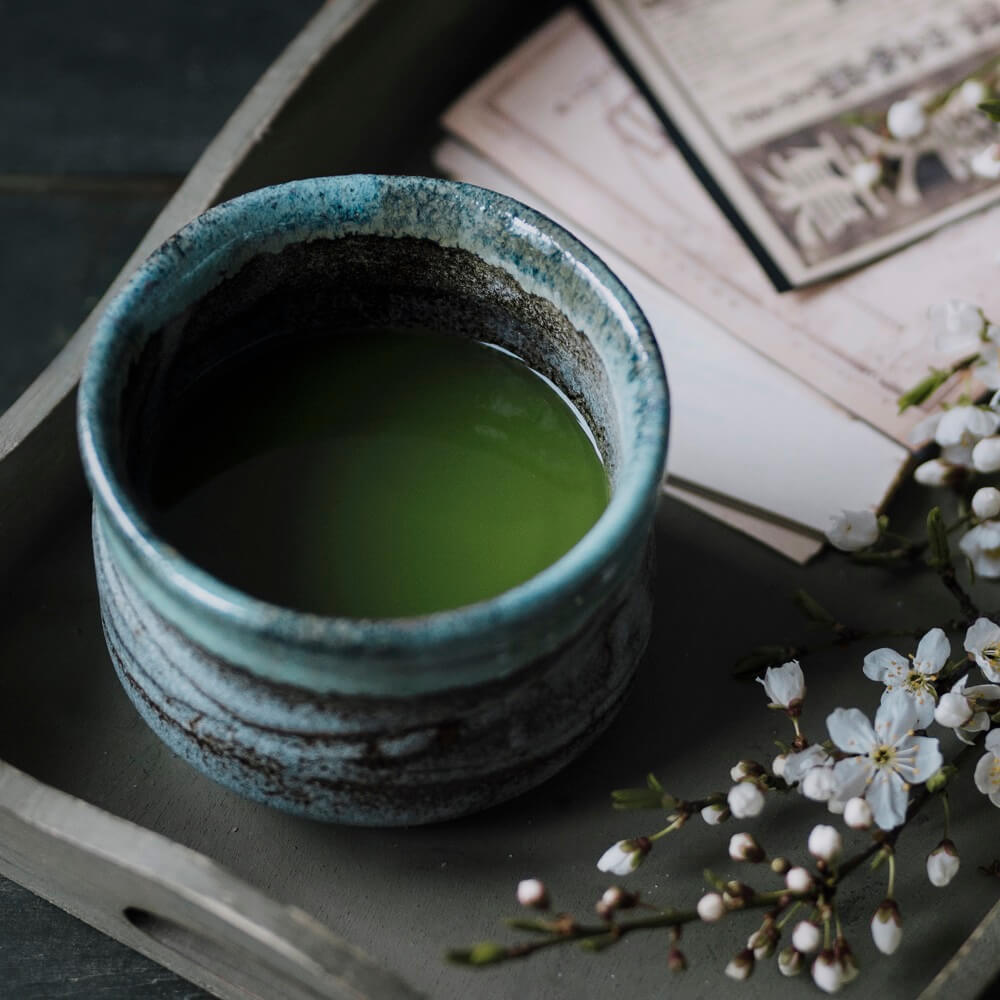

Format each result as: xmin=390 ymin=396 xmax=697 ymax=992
xmin=0 ymin=3 xmax=319 ymax=995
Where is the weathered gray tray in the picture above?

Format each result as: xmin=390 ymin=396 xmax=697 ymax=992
xmin=1 ymin=2 xmax=998 ymax=997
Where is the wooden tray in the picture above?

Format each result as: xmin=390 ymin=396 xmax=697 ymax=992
xmin=2 ymin=3 xmax=998 ymax=997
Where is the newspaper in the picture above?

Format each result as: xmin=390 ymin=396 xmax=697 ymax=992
xmin=442 ymin=9 xmax=996 ymax=447
xmin=591 ymin=0 xmax=1000 ymax=288
xmin=436 ymin=138 xmax=908 ymax=562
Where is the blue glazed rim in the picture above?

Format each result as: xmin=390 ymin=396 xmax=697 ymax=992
xmin=78 ymin=175 xmax=669 ymax=695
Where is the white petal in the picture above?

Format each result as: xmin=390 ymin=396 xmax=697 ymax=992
xmin=934 ymin=691 xmax=972 ymax=728
xmin=783 ymin=745 xmax=831 ymax=784
xmin=758 ymin=660 xmax=805 ymax=706
xmin=897 ymin=734 xmax=943 ymax=784
xmin=867 ymin=769 xmax=909 ymax=830
xmin=914 ymin=628 xmax=950 ymax=672
xmin=914 ymin=458 xmax=956 ymax=486
xmin=862 ymin=648 xmax=906 ymax=683
xmin=826 ymin=707 xmax=876 ymax=753
xmin=965 ymin=617 xmax=1000 ymax=657
xmin=826 ymin=509 xmax=879 ymax=551
xmin=884 ymin=688 xmax=935 ymax=730
xmin=832 ymin=755 xmax=871 ymax=801
xmin=928 ymin=299 xmax=984 ymax=350
xmin=987 ymin=729 xmax=1000 ymax=754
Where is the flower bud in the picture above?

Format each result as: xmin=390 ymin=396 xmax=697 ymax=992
xmin=871 ymin=899 xmax=903 ymax=955
xmin=724 ymin=948 xmax=755 ymax=981
xmin=700 ymin=803 xmax=729 ymax=825
xmin=843 ymin=796 xmax=873 ymax=830
xmin=973 ymin=436 xmax=1000 ymax=474
xmin=729 ymin=832 xmax=765 ymax=863
xmin=836 ymin=937 xmax=859 ymax=984
xmin=935 ymin=691 xmax=973 ymax=728
xmin=961 ymin=78 xmax=989 ymax=107
xmin=667 ymin=947 xmax=687 ymax=973
xmin=972 ymin=143 xmax=1000 ymax=180
xmin=697 ymin=892 xmax=726 ymax=923
xmin=597 ymin=838 xmax=650 ymax=876
xmin=914 ymin=458 xmax=962 ymax=487
xmin=730 ymin=759 xmax=763 ymax=782
xmin=770 ymin=856 xmax=791 ymax=875
xmin=801 ymin=767 xmax=838 ymax=802
xmin=973 ymin=487 xmax=1000 ymax=520
xmin=777 ymin=946 xmax=804 ymax=977
xmin=727 ymin=781 xmax=765 ymax=819
xmin=791 ymin=920 xmax=822 ymax=954
xmin=516 ymin=878 xmax=549 ymax=909
xmin=785 ymin=866 xmax=814 ymax=893
xmin=748 ymin=924 xmax=777 ymax=960
xmin=926 ymin=840 xmax=960 ymax=887
xmin=811 ymin=949 xmax=845 ymax=994
xmin=771 ymin=753 xmax=788 ymax=779
xmin=808 ymin=824 xmax=842 ymax=862
xmin=850 ymin=159 xmax=881 ymax=189
xmin=887 ymin=97 xmax=926 ymax=139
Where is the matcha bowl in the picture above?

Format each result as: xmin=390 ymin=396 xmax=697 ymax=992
xmin=77 ymin=175 xmax=669 ymax=825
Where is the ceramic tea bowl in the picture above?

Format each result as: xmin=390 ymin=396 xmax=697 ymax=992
xmin=77 ymin=175 xmax=669 ymax=825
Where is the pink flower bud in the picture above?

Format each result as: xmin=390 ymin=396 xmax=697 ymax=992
xmin=697 ymin=892 xmax=726 ymax=923
xmin=728 ymin=832 xmax=765 ymax=863
xmin=516 ymin=878 xmax=549 ymax=909
xmin=724 ymin=948 xmax=755 ymax=981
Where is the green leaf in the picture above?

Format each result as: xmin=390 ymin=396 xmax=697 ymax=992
xmin=611 ymin=787 xmax=667 ymax=810
xmin=447 ymin=941 xmax=509 ymax=965
xmin=979 ymin=98 xmax=1000 ymax=121
xmin=793 ymin=588 xmax=836 ymax=625
xmin=703 ymin=868 xmax=726 ymax=891
xmin=646 ymin=773 xmax=664 ymax=793
xmin=897 ymin=369 xmax=951 ymax=413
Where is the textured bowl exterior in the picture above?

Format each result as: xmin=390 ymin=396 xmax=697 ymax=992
xmin=78 ymin=175 xmax=670 ymax=825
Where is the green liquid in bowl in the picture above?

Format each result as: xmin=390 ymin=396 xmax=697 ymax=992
xmin=147 ymin=328 xmax=610 ymax=618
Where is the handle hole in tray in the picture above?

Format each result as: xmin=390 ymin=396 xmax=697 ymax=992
xmin=123 ymin=905 xmax=317 ymax=1000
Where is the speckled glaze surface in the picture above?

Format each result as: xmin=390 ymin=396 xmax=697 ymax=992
xmin=78 ymin=175 xmax=670 ymax=825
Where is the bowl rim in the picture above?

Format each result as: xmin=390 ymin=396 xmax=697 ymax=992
xmin=77 ymin=174 xmax=669 ymax=692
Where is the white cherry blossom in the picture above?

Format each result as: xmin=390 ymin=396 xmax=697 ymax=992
xmin=960 ymin=523 xmax=1000 ymax=578
xmin=973 ymin=729 xmax=1000 ymax=807
xmin=826 ymin=509 xmax=879 ymax=551
xmin=862 ymin=628 xmax=948 ymax=728
xmin=826 ymin=690 xmax=943 ymax=829
xmin=934 ymin=404 xmax=999 ymax=452
xmin=964 ymin=618 xmax=1000 ymax=680
xmin=934 ymin=674 xmax=1000 ymax=743
xmin=756 ymin=660 xmax=805 ymax=709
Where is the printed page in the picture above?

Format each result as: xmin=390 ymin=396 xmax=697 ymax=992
xmin=442 ymin=9 xmax=995 ymax=446
xmin=592 ymin=0 xmax=1000 ymax=286
xmin=436 ymin=138 xmax=908 ymax=562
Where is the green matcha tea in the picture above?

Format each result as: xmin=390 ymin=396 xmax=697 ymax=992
xmin=146 ymin=328 xmax=610 ymax=618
